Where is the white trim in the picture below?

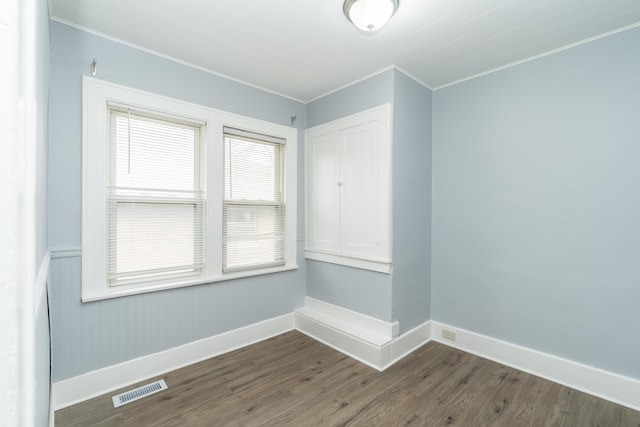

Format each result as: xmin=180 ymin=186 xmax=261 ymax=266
xmin=433 ymin=22 xmax=640 ymax=91
xmin=392 ymin=65 xmax=434 ymax=91
xmin=51 ymin=313 xmax=294 ymax=410
xmin=34 ymin=249 xmax=50 ymax=319
xmin=431 ymin=321 xmax=640 ymax=412
xmin=306 ymin=65 xmax=397 ymax=104
xmin=49 ymin=313 xmax=640 ymax=413
xmin=81 ymin=265 xmax=300 ymax=303
xmin=303 ymin=297 xmax=398 ymax=339
xmin=48 ymin=18 xmax=434 ymax=103
xmin=380 ymin=321 xmax=432 ymax=370
xmin=305 ymin=250 xmax=391 ymax=274
xmin=294 ymin=297 xmax=429 ymax=370
xmin=305 ymin=65 xmax=434 ymax=103
xmin=50 ymin=247 xmax=82 ymax=259
xmin=295 ymin=312 xmax=387 ymax=370
xmin=295 ymin=308 xmax=430 ymax=371
xmin=49 ymin=18 xmax=640 ymax=100
xmin=49 ymin=18 xmax=306 ymax=104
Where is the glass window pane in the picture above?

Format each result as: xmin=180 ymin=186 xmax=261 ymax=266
xmin=223 ymin=205 xmax=284 ymax=270
xmin=224 ymin=136 xmax=280 ymax=201
xmin=109 ymin=202 xmax=203 ymax=283
xmin=113 ymin=112 xmax=198 ymax=193
xmin=108 ymin=107 xmax=204 ymax=286
xmin=223 ymin=132 xmax=285 ymax=272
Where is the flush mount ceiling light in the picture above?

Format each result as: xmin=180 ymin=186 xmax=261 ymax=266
xmin=343 ymin=0 xmax=399 ymax=33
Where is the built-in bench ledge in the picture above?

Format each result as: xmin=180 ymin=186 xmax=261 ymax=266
xmin=295 ymin=297 xmax=398 ymax=346
xmin=294 ymin=297 xmax=430 ymax=371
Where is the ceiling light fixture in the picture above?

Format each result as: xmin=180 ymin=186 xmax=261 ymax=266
xmin=343 ymin=0 xmax=399 ymax=33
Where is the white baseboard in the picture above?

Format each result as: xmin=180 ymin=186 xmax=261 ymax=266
xmin=294 ymin=298 xmax=430 ymax=370
xmin=300 ymin=297 xmax=399 ymax=342
xmin=431 ymin=321 xmax=640 ymax=412
xmin=52 ymin=313 xmax=294 ymax=410
xmin=295 ymin=311 xmax=385 ymax=370
xmin=380 ymin=321 xmax=432 ymax=370
xmin=51 ymin=309 xmax=640 ymax=414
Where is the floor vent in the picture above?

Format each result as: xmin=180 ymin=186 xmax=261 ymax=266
xmin=112 ymin=379 xmax=168 ymax=408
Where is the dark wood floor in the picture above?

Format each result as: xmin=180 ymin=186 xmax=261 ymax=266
xmin=56 ymin=331 xmax=640 ymax=426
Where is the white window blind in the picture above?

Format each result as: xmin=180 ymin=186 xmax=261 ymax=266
xmin=108 ymin=106 xmax=204 ymax=286
xmin=223 ymin=127 xmax=285 ymax=272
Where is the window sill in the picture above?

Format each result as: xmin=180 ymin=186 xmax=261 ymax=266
xmin=81 ymin=263 xmax=299 ymax=303
xmin=304 ymin=249 xmax=391 ymax=274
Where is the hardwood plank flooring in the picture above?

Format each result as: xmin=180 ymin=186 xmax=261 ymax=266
xmin=55 ymin=331 xmax=640 ymax=426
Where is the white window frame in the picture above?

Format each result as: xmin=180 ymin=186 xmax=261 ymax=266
xmin=222 ymin=128 xmax=286 ymax=272
xmin=82 ymin=76 xmax=297 ymax=302
xmin=107 ymin=105 xmax=205 ymax=288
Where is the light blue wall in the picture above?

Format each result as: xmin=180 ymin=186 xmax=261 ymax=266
xmin=306 ymin=69 xmax=394 ymax=322
xmin=49 ymin=22 xmax=307 ymax=248
xmin=432 ymin=27 xmax=640 ymax=379
xmin=48 ymin=21 xmax=307 ymax=381
xmin=306 ymin=261 xmax=393 ymax=320
xmin=391 ymin=70 xmax=432 ymax=333
xmin=48 ymin=15 xmax=640 ymax=385
xmin=306 ymin=70 xmax=394 ymax=127
xmin=305 ymin=68 xmax=433 ymax=330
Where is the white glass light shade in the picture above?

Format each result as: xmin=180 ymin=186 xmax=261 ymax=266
xmin=344 ymin=0 xmax=399 ymax=32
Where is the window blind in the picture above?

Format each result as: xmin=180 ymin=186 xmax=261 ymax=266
xmin=223 ymin=129 xmax=285 ymax=272
xmin=107 ymin=107 xmax=204 ymax=286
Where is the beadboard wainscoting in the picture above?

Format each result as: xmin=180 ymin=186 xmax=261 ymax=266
xmin=52 ymin=293 xmax=640 ymax=412
xmin=48 ymin=254 xmax=639 ymax=413
xmin=52 ymin=313 xmax=295 ymax=409
xmin=48 ymin=245 xmax=304 ymax=410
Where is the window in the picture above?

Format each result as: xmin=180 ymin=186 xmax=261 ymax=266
xmin=108 ymin=107 xmax=204 ymax=286
xmin=223 ymin=128 xmax=285 ymax=272
xmin=82 ymin=77 xmax=297 ymax=301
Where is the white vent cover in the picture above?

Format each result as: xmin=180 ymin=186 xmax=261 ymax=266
xmin=112 ymin=379 xmax=168 ymax=408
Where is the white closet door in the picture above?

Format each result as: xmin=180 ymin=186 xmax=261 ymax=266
xmin=307 ymin=132 xmax=341 ymax=252
xmin=340 ymin=121 xmax=380 ymax=258
xmin=304 ymin=103 xmax=391 ymax=273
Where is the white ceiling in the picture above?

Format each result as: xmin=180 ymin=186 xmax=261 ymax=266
xmin=50 ymin=0 xmax=640 ymax=102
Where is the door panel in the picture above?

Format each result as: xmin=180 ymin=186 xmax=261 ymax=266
xmin=307 ymin=132 xmax=341 ymax=252
xmin=340 ymin=122 xmax=379 ymax=258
